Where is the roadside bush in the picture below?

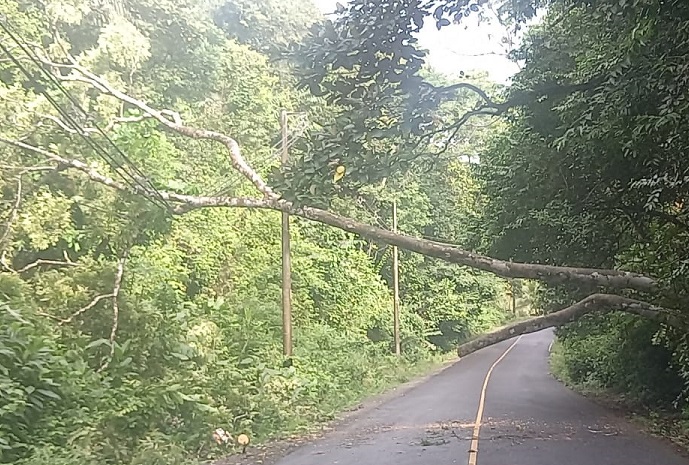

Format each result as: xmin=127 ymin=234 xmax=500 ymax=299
xmin=554 ymin=313 xmax=683 ymax=407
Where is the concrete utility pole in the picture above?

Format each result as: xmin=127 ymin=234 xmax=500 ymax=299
xmin=392 ymin=200 xmax=401 ymax=356
xmin=280 ymin=110 xmax=293 ymax=357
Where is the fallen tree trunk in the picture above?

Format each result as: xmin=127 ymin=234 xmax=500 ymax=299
xmin=457 ymin=293 xmax=684 ymax=357
xmin=0 ymin=136 xmax=657 ymax=292
xmin=0 ymin=61 xmax=658 ymax=292
xmin=295 ymin=206 xmax=656 ymax=291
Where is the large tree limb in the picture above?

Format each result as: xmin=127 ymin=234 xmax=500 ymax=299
xmin=457 ymin=294 xmax=684 ymax=357
xmin=290 ymin=207 xmax=655 ymax=291
xmin=1 ymin=137 xmax=658 ymax=292
xmin=37 ymin=54 xmax=277 ymax=200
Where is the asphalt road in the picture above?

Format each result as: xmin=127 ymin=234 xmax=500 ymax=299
xmin=274 ymin=330 xmax=688 ymax=465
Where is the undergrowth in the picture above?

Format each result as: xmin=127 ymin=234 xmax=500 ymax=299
xmin=0 ymin=300 xmax=453 ymax=465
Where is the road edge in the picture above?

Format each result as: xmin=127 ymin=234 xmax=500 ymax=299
xmin=547 ymin=338 xmax=689 ymax=458
xmin=214 ymin=355 xmax=463 ymax=465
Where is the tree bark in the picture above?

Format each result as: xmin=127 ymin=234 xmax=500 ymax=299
xmin=294 ymin=206 xmax=656 ymax=291
xmin=457 ymin=293 xmax=683 ymax=357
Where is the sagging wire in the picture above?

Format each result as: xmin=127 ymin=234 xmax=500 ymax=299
xmin=0 ymin=18 xmax=172 ymax=212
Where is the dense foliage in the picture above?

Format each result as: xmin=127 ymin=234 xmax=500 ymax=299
xmin=0 ymin=0 xmax=512 ymax=463
xmin=3 ymin=0 xmax=688 ymax=461
xmin=477 ymin=0 xmax=689 ymax=417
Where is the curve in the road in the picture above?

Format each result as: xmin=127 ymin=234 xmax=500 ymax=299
xmin=269 ymin=330 xmax=688 ymax=465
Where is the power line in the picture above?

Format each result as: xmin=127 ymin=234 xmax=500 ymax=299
xmin=1 ymin=15 xmax=310 ymax=209
xmin=0 ymin=19 xmax=171 ymax=212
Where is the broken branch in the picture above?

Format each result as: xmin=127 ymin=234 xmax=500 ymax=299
xmin=44 ymin=56 xmax=276 ymax=199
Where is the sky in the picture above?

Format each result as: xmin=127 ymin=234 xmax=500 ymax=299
xmin=312 ymin=0 xmax=523 ymax=84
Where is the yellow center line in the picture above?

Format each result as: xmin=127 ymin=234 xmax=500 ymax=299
xmin=467 ymin=335 xmax=523 ymax=465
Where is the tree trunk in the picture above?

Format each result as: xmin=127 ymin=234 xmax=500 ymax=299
xmin=456 ymin=293 xmax=683 ymax=357
xmin=5 ymin=138 xmax=658 ymax=292
xmin=294 ymin=205 xmax=656 ymax=291
xmin=5 ymin=64 xmax=656 ymax=292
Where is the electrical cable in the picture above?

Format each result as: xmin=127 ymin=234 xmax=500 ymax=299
xmin=0 ymin=19 xmax=171 ymax=211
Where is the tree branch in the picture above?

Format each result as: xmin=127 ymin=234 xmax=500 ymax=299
xmin=1 ymin=164 xmax=59 ymax=251
xmin=38 ymin=113 xmax=97 ymax=135
xmin=38 ymin=113 xmax=149 ymax=134
xmin=290 ymin=207 xmax=656 ymax=291
xmin=1 ymin=137 xmax=148 ymax=195
xmin=98 ymin=249 xmax=128 ymax=372
xmin=457 ymin=293 xmax=683 ymax=357
xmin=422 ymin=77 xmax=606 ymax=147
xmin=38 ymin=54 xmax=276 ymax=199
xmin=0 ymin=174 xmax=22 ymax=250
xmin=421 ymin=81 xmax=500 ymax=108
xmin=0 ymin=251 xmax=13 ymax=272
xmin=2 ymin=137 xmax=658 ymax=292
xmin=499 ymin=78 xmax=605 ymax=112
xmin=0 ymin=164 xmax=56 ymax=171
xmin=17 ymin=258 xmax=79 ymax=273
xmin=59 ymin=293 xmax=115 ymax=325
xmin=420 ymin=107 xmax=499 ymax=151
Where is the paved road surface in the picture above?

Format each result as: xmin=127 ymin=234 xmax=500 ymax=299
xmin=274 ymin=330 xmax=688 ymax=465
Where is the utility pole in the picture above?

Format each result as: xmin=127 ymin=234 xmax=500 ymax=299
xmin=280 ymin=110 xmax=293 ymax=357
xmin=512 ymin=281 xmax=517 ymax=316
xmin=392 ymin=200 xmax=401 ymax=356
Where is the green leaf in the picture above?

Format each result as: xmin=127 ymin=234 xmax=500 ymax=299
xmin=86 ymin=339 xmax=110 ymax=349
xmin=36 ymin=388 xmax=61 ymax=400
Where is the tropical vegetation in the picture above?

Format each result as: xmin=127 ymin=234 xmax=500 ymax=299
xmin=1 ymin=0 xmax=688 ymax=463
